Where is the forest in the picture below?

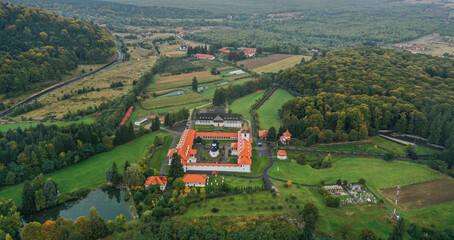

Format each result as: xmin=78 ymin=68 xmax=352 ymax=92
xmin=188 ymin=3 xmax=453 ymax=51
xmin=278 ymin=47 xmax=454 ymax=166
xmin=0 ymin=2 xmax=115 ymax=97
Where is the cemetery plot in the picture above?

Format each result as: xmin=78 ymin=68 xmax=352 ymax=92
xmin=324 ymin=184 xmax=379 ymax=206
xmin=380 ymin=179 xmax=454 ymax=211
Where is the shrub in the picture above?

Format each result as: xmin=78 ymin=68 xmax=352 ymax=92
xmin=383 ymin=153 xmax=394 ymax=161
xmin=271 ymin=206 xmax=275 ymax=210
xmin=336 ymin=179 xmax=342 ymax=185
xmin=359 ymin=178 xmax=366 ymax=185
xmin=325 ymin=195 xmax=341 ymax=207
xmin=211 ymin=208 xmax=219 ymax=213
xmin=133 ymin=191 xmax=144 ymax=201
xmin=277 ymin=205 xmax=283 ymax=210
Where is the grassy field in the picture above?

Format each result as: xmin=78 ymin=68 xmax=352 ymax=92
xmin=182 ymin=191 xmax=281 ymax=217
xmin=268 ymin=157 xmax=442 ymax=190
xmin=274 ymin=181 xmax=393 ymax=239
xmin=148 ymin=134 xmax=174 ymax=169
xmin=253 ymin=55 xmax=310 ymax=73
xmin=0 ymin=117 xmax=94 ymax=132
xmin=404 ymin=200 xmax=454 ymax=230
xmin=0 ymin=131 xmax=170 ymax=205
xmin=256 ymin=89 xmax=294 ymax=129
xmin=140 ymin=93 xmax=209 ymax=110
xmin=229 ymin=91 xmax=264 ymax=120
xmin=221 ymin=150 xmax=270 ymax=177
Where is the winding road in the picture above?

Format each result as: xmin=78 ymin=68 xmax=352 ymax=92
xmin=0 ymin=40 xmax=124 ymax=118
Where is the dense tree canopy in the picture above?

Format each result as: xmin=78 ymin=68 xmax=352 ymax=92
xmin=279 ymin=47 xmax=454 ymax=150
xmin=0 ymin=2 xmax=115 ymax=97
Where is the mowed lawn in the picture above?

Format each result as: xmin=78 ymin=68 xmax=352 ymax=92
xmin=256 ymin=89 xmax=294 ymax=129
xmin=404 ymin=200 xmax=454 ymax=230
xmin=182 ymin=191 xmax=281 ymax=217
xmin=253 ymin=55 xmax=310 ymax=73
xmin=0 ymin=117 xmax=94 ymax=132
xmin=268 ymin=157 xmax=442 ymax=190
xmin=0 ymin=131 xmax=170 ymax=205
xmin=229 ymin=90 xmax=264 ymax=120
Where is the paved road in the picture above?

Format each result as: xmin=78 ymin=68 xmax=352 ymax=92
xmin=0 ymin=40 xmax=123 ymax=118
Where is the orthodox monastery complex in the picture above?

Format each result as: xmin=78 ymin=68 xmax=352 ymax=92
xmin=167 ymin=124 xmax=253 ymax=172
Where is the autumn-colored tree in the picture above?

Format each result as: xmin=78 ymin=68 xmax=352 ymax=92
xmin=41 ymin=220 xmax=57 ymax=240
xmin=74 ymin=216 xmax=92 ymax=240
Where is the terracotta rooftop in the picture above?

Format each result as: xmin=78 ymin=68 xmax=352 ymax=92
xmin=144 ymin=176 xmax=168 ymax=186
xmin=259 ymin=130 xmax=268 ymax=138
xmin=183 ymin=174 xmax=207 ymax=184
xmin=277 ymin=150 xmax=287 ymax=156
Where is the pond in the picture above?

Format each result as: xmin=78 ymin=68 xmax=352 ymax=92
xmin=22 ymin=188 xmax=133 ymax=224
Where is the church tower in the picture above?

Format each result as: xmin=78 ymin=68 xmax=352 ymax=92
xmin=241 ymin=123 xmax=250 ymax=140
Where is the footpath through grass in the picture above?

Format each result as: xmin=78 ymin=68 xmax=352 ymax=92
xmin=229 ymin=90 xmax=264 ymax=120
xmin=256 ymin=89 xmax=294 ymax=129
xmin=0 ymin=131 xmax=170 ymax=205
xmin=0 ymin=117 xmax=94 ymax=132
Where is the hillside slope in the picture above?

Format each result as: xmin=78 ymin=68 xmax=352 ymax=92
xmin=0 ymin=2 xmax=115 ymax=97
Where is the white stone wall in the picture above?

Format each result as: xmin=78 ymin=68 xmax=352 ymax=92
xmin=185 ymin=182 xmax=206 ymax=187
xmin=184 ymin=164 xmax=250 ymax=173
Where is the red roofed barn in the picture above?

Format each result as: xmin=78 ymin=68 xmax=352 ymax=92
xmin=144 ymin=176 xmax=168 ymax=191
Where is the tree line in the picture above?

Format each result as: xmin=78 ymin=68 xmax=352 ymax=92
xmin=212 ymin=75 xmax=272 ymax=106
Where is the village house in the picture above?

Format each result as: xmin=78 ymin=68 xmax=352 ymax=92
xmin=167 ymin=124 xmax=253 ymax=173
xmin=183 ymin=174 xmax=207 ymax=187
xmin=259 ymin=130 xmax=268 ymax=139
xmin=134 ymin=117 xmax=148 ymax=126
xmin=144 ymin=176 xmax=168 ymax=191
xmin=277 ymin=150 xmax=287 ymax=160
xmin=280 ymin=130 xmax=292 ymax=145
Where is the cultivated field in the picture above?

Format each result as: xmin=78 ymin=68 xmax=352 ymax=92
xmin=140 ymin=93 xmax=209 ymax=110
xmin=253 ymin=55 xmax=310 ymax=73
xmin=0 ymin=131 xmax=170 ymax=205
xmin=237 ymin=54 xmax=295 ymax=69
xmin=256 ymin=89 xmax=294 ymax=129
xmin=380 ymin=179 xmax=454 ymax=211
xmin=147 ymin=71 xmax=221 ymax=93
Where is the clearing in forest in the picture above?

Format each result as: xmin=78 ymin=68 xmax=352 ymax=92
xmin=380 ymin=178 xmax=454 ymax=211
xmin=237 ymin=54 xmax=295 ymax=69
xmin=253 ymin=55 xmax=310 ymax=73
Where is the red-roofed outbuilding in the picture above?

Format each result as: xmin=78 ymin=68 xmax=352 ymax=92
xmin=144 ymin=176 xmax=168 ymax=190
xmin=183 ymin=174 xmax=207 ymax=187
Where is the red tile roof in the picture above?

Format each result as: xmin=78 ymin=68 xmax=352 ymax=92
xmin=231 ymin=142 xmax=238 ymax=148
xmin=277 ymin=150 xmax=287 ymax=156
xmin=176 ymin=129 xmax=197 ymax=164
xmin=144 ymin=176 xmax=168 ymax=186
xmin=238 ymin=157 xmax=252 ymax=165
xmin=195 ymin=54 xmax=215 ymax=59
xmin=195 ymin=132 xmax=237 ymax=138
xmin=120 ymin=106 xmax=134 ymax=126
xmin=167 ymin=149 xmax=177 ymax=157
xmin=259 ymin=130 xmax=268 ymax=138
xmin=283 ymin=130 xmax=292 ymax=137
xmin=183 ymin=174 xmax=207 ymax=184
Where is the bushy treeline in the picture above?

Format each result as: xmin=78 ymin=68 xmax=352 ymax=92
xmin=0 ymin=123 xmax=112 ymax=188
xmin=22 ymin=207 xmax=116 ymax=240
xmin=21 ymin=173 xmax=59 ymax=214
xmin=164 ymin=108 xmax=190 ymax=126
xmin=9 ymin=100 xmax=43 ymax=117
xmin=0 ymin=2 xmax=115 ymax=97
xmin=278 ymin=47 xmax=454 ymax=166
xmin=0 ymin=200 xmax=21 ymax=239
xmin=213 ymin=75 xmax=272 ymax=106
